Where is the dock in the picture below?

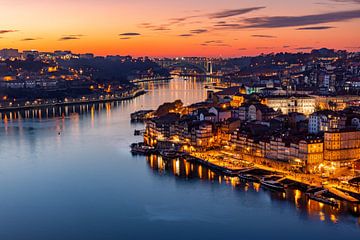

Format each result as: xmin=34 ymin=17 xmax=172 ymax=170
xmin=327 ymin=187 xmax=359 ymax=203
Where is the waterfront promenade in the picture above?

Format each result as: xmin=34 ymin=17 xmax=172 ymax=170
xmin=190 ymin=150 xmax=360 ymax=197
xmin=0 ymin=88 xmax=146 ymax=112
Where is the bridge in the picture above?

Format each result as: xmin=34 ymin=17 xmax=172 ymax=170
xmin=155 ymin=58 xmax=213 ymax=76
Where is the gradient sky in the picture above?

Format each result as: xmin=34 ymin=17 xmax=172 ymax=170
xmin=0 ymin=0 xmax=360 ymax=57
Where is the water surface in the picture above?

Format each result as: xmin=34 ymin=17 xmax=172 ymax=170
xmin=0 ymin=77 xmax=359 ymax=240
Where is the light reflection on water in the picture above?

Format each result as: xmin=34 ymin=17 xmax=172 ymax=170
xmin=146 ymin=154 xmax=360 ymax=227
xmin=0 ymin=77 xmax=359 ymax=240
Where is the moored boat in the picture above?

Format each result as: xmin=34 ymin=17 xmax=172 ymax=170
xmin=260 ymin=176 xmax=285 ymax=191
xmin=238 ymin=174 xmax=260 ymax=182
xmin=306 ymin=193 xmax=339 ymax=207
xmin=130 ymin=143 xmax=157 ymax=155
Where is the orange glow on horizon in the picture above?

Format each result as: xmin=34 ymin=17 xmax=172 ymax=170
xmin=1 ymin=0 xmax=359 ymax=57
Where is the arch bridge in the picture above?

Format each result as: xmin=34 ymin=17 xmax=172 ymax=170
xmin=156 ymin=58 xmax=213 ymax=75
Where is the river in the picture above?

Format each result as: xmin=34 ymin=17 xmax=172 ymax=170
xmin=0 ymin=77 xmax=359 ymax=240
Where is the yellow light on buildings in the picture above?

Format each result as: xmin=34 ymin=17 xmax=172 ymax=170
xmin=3 ymin=76 xmax=14 ymax=81
xmin=48 ymin=66 xmax=58 ymax=73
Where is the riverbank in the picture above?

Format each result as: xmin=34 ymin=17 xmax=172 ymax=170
xmin=188 ymin=150 xmax=360 ymax=200
xmin=0 ymin=88 xmax=146 ymax=112
xmin=130 ymin=76 xmax=172 ymax=83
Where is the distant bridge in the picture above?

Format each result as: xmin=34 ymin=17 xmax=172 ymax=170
xmin=155 ymin=58 xmax=213 ymax=75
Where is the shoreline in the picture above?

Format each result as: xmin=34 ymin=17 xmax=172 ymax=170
xmin=187 ymin=151 xmax=360 ymax=200
xmin=132 ymin=142 xmax=360 ymax=201
xmin=0 ymin=89 xmax=147 ymax=112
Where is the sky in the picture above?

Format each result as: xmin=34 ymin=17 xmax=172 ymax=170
xmin=0 ymin=0 xmax=359 ymax=57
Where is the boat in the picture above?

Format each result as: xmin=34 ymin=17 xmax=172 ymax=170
xmin=306 ymin=193 xmax=339 ymax=207
xmin=260 ymin=176 xmax=285 ymax=191
xmin=160 ymin=150 xmax=187 ymax=159
xmin=223 ymin=169 xmax=240 ymax=176
xmin=134 ymin=129 xmax=145 ymax=136
xmin=130 ymin=143 xmax=157 ymax=155
xmin=238 ymin=173 xmax=260 ymax=182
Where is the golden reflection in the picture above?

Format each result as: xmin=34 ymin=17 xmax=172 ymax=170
xmin=106 ymin=102 xmax=112 ymax=119
xmin=172 ymin=159 xmax=176 ymax=174
xmin=149 ymin=155 xmax=154 ymax=168
xmin=175 ymin=159 xmax=180 ymax=176
xmin=91 ymin=105 xmax=95 ymax=128
xmin=198 ymin=165 xmax=203 ymax=179
xmin=157 ymin=156 xmax=165 ymax=171
xmin=294 ymin=189 xmax=301 ymax=208
xmin=253 ymin=182 xmax=260 ymax=192
xmin=330 ymin=214 xmax=338 ymax=223
xmin=319 ymin=212 xmax=325 ymax=221
xmin=230 ymin=177 xmax=237 ymax=188
xmin=185 ymin=161 xmax=190 ymax=177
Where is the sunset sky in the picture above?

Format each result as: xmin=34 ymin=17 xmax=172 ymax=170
xmin=0 ymin=0 xmax=360 ymax=57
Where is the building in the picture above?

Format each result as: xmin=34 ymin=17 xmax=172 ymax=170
xmin=144 ymin=113 xmax=180 ymax=145
xmin=261 ymin=95 xmax=315 ymax=115
xmin=0 ymin=48 xmax=20 ymax=59
xmin=324 ymin=129 xmax=360 ymax=168
xmin=314 ymin=95 xmax=360 ymax=111
xmin=209 ymin=107 xmax=232 ymax=122
xmin=308 ymin=110 xmax=346 ymax=134
xmin=298 ymin=138 xmax=324 ymax=173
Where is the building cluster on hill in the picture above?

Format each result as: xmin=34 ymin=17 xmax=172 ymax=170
xmin=0 ymin=48 xmax=169 ymax=107
xmin=144 ymin=49 xmax=360 ymax=177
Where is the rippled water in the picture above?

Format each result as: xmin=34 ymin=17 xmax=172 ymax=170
xmin=0 ymin=77 xmax=359 ymax=240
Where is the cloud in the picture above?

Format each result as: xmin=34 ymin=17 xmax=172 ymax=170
xmin=21 ymin=38 xmax=39 ymax=41
xmin=204 ymin=40 xmax=224 ymax=44
xmin=201 ymin=43 xmax=231 ymax=47
xmin=240 ymin=9 xmax=360 ymax=29
xmin=59 ymin=36 xmax=80 ymax=41
xmin=153 ymin=26 xmax=171 ymax=31
xmin=256 ymin=47 xmax=273 ymax=49
xmin=214 ymin=23 xmax=242 ymax=28
xmin=150 ymin=7 xmax=265 ymax=30
xmin=201 ymin=40 xmax=231 ymax=47
xmin=296 ymin=26 xmax=335 ymax=30
xmin=208 ymin=7 xmax=266 ymax=19
xmin=119 ymin=32 xmax=141 ymax=36
xmin=190 ymin=29 xmax=208 ymax=34
xmin=295 ymin=47 xmax=313 ymax=50
xmin=283 ymin=45 xmax=291 ymax=48
xmin=120 ymin=37 xmax=132 ymax=40
xmin=0 ymin=30 xmax=17 ymax=34
xmin=139 ymin=23 xmax=153 ymax=28
xmin=58 ymin=34 xmax=84 ymax=41
xmin=178 ymin=34 xmax=193 ymax=37
xmin=251 ymin=34 xmax=277 ymax=38
xmin=238 ymin=48 xmax=247 ymax=50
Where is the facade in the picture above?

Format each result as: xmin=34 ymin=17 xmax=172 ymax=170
xmin=314 ymin=95 xmax=360 ymax=111
xmin=209 ymin=107 xmax=232 ymax=122
xmin=262 ymin=95 xmax=315 ymax=115
xmin=324 ymin=130 xmax=360 ymax=168
xmin=308 ymin=110 xmax=346 ymax=134
xmin=298 ymin=139 xmax=324 ymax=173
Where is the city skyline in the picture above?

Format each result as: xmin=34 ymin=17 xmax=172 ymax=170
xmin=1 ymin=0 xmax=360 ymax=57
